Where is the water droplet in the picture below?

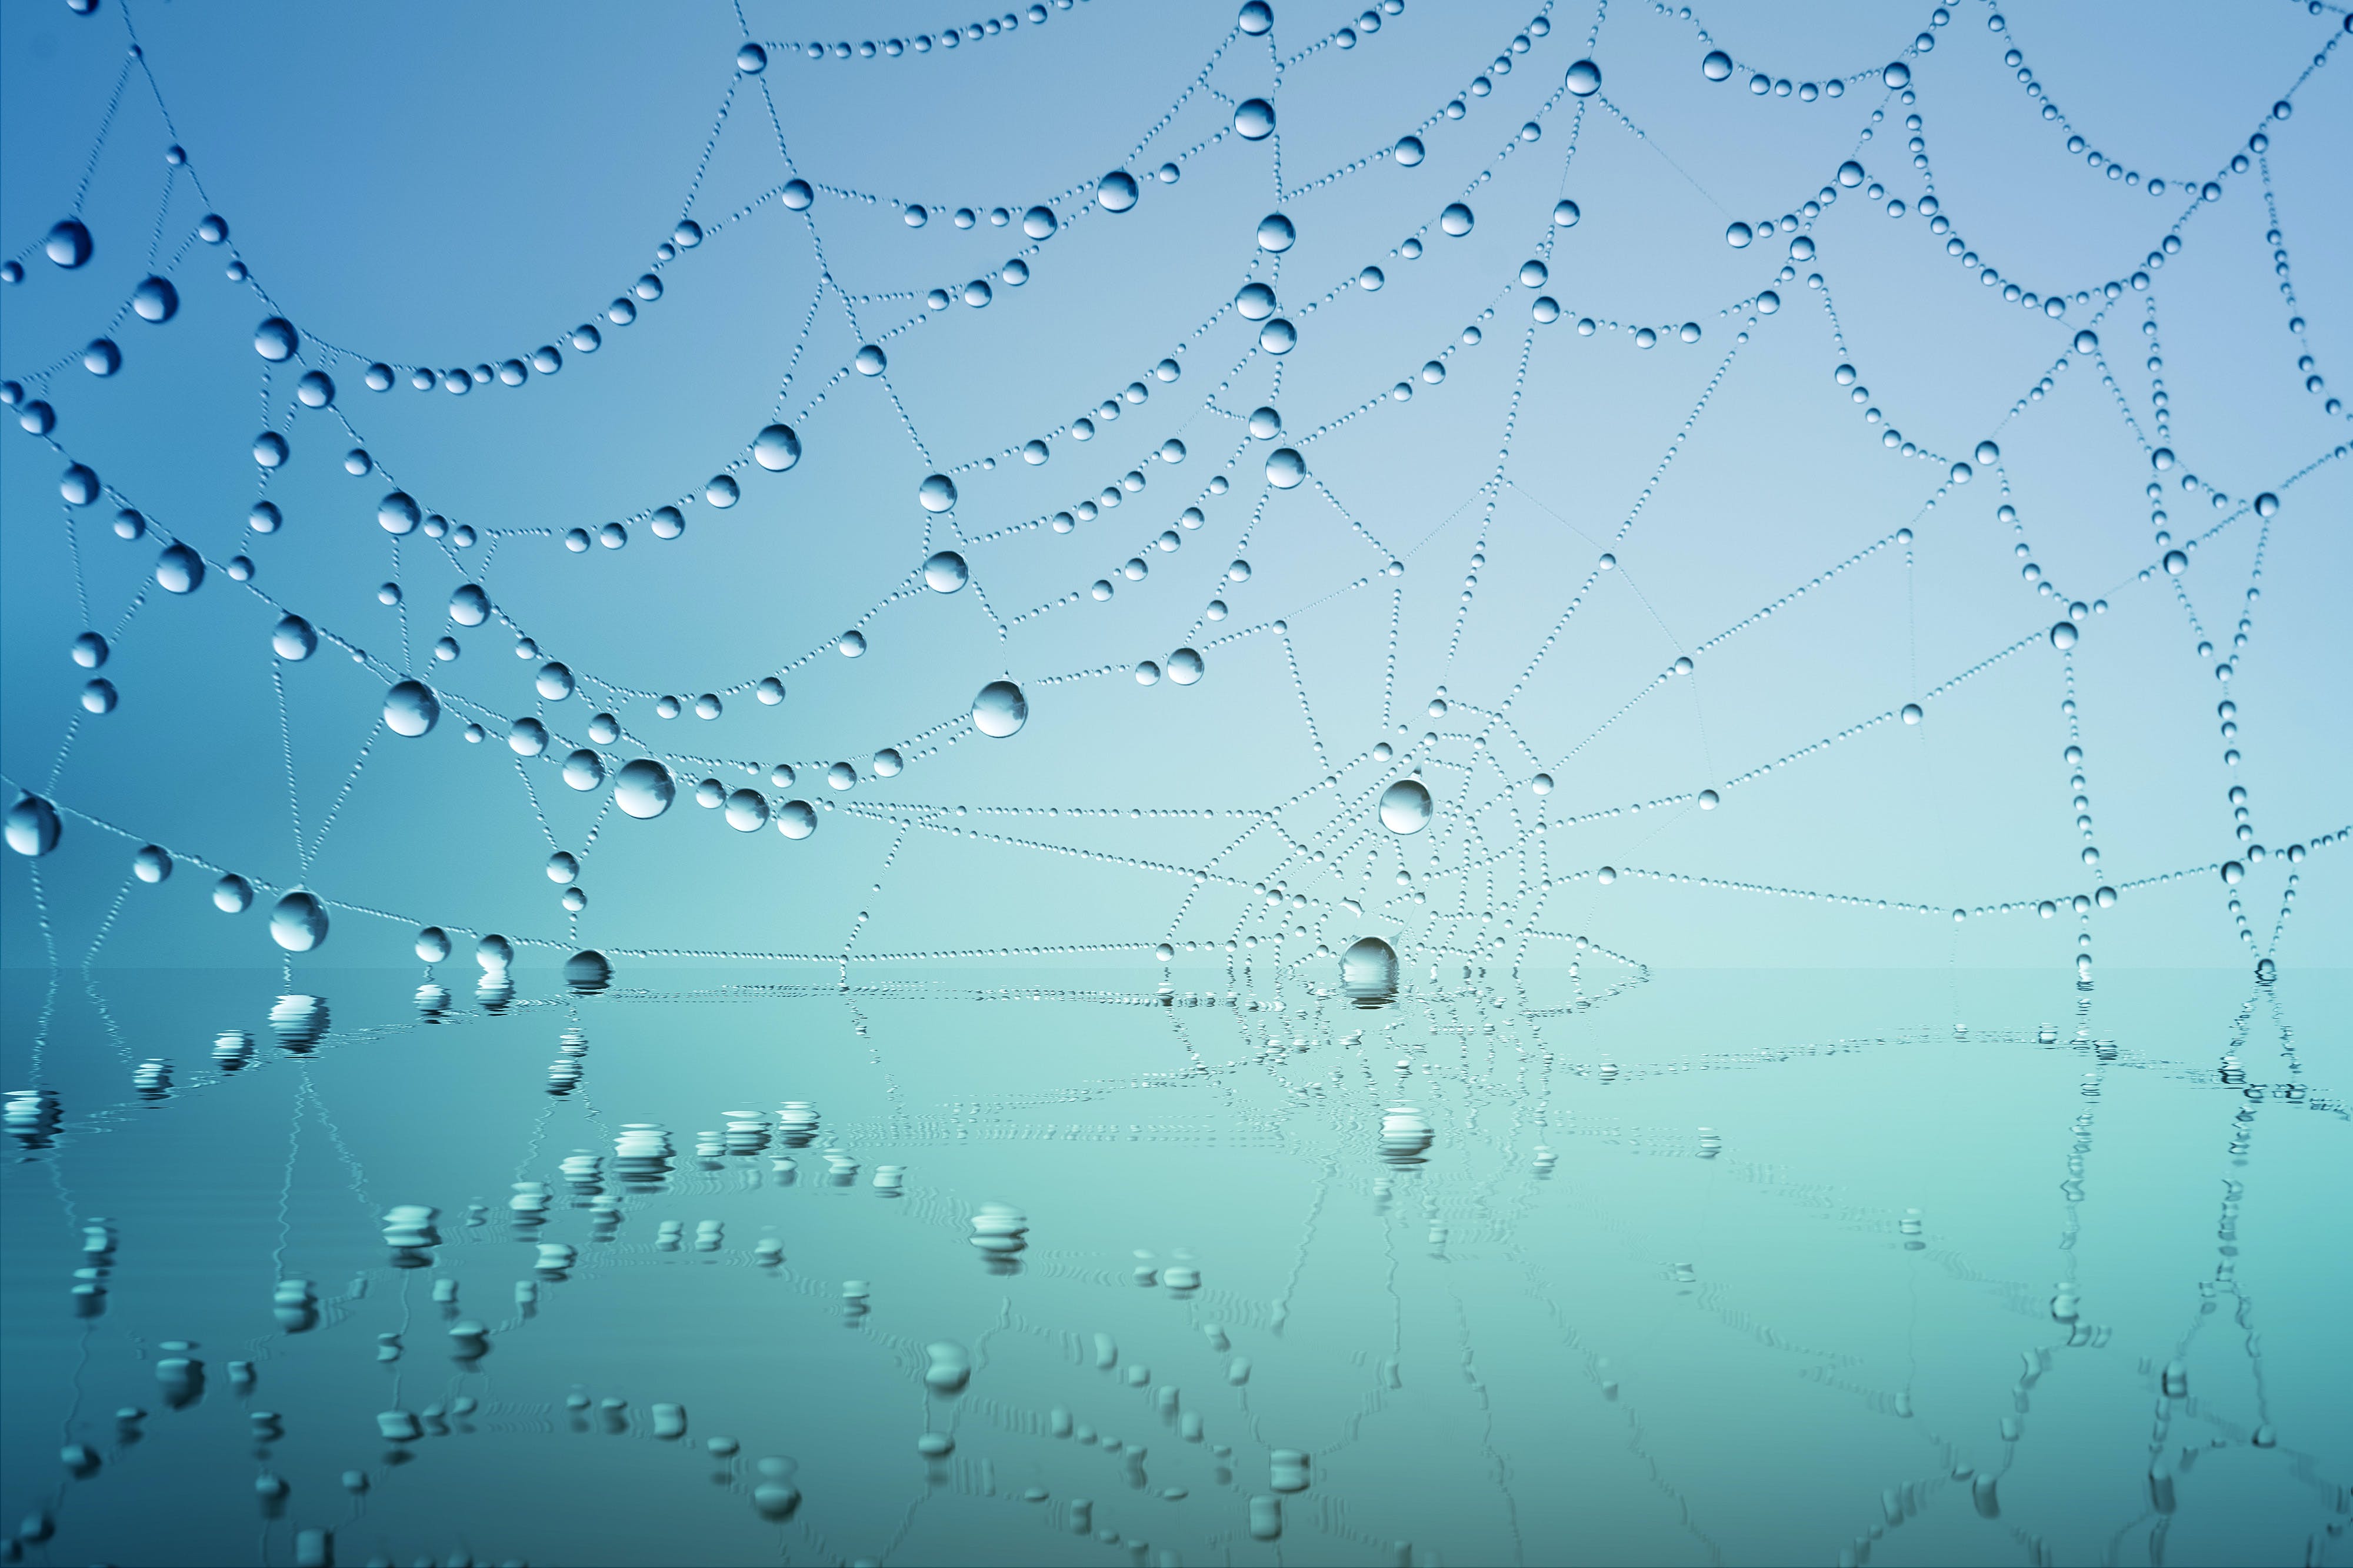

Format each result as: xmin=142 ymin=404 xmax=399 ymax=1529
xmin=1340 ymin=936 xmax=1398 ymax=1006
xmin=1234 ymin=98 xmax=1275 ymax=139
xmin=45 ymin=219 xmax=93 ymax=269
xmin=924 ymin=551 xmax=969 ymax=592
xmin=918 ymin=473 xmax=958 ymax=512
xmin=213 ymin=873 xmax=253 ymax=913
xmin=155 ymin=543 xmax=204 ymax=594
xmin=591 ymin=759 xmax=672 ymax=824
xmin=724 ymin=790 xmax=769 ymax=832
xmin=1702 ymin=49 xmax=1732 ymax=81
xmin=6 ymin=795 xmax=62 ymax=857
xmin=1022 ymin=205 xmax=1058 ymax=239
xmin=385 ymin=680 xmax=440 ymax=738
xmin=1266 ymin=448 xmax=1306 ymax=488
xmin=776 ymin=800 xmax=817 ymax=839
xmin=1439 ymin=202 xmax=1475 ymax=236
xmin=1725 ymin=222 xmax=1753 ymax=248
xmin=1256 ymin=213 xmax=1296 ymax=252
xmin=1096 ymin=171 xmax=1139 ymax=212
xmin=131 ymin=276 xmax=178 ymax=323
xmin=1168 ymin=648 xmax=1204 ymax=684
xmin=1393 ymin=135 xmax=1424 ymax=165
xmin=254 ymin=318 xmax=299 ymax=362
xmin=972 ymin=680 xmax=1028 ymax=737
xmin=754 ymin=425 xmax=801 ymax=471
xmin=272 ymin=615 xmax=316 ymax=660
xmin=1379 ymin=779 xmax=1432 ymax=834
xmin=2049 ymin=621 xmax=2078 ymax=650
xmin=270 ymin=892 xmax=329 ymax=953
xmin=1565 ymin=59 xmax=1602 ymax=95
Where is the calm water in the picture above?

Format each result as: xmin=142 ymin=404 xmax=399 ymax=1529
xmin=2 ymin=962 xmax=2344 ymax=1567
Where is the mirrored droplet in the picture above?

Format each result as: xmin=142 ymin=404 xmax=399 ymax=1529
xmin=1234 ymin=98 xmax=1275 ymax=138
xmin=924 ymin=551 xmax=969 ymax=592
xmin=46 ymin=218 xmax=94 ymax=268
xmin=1340 ymin=937 xmax=1398 ymax=1007
xmin=972 ymin=680 xmax=1028 ymax=737
xmin=754 ymin=424 xmax=801 ymax=471
xmin=925 ymin=1342 xmax=972 ymax=1393
xmin=1379 ymin=779 xmax=1432 ymax=834
xmin=918 ymin=473 xmax=958 ymax=512
xmin=614 ymin=759 xmax=676 ymax=819
xmin=384 ymin=680 xmax=439 ymax=738
xmin=270 ymin=892 xmax=329 ymax=953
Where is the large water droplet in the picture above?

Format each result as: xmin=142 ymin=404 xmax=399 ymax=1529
xmin=754 ymin=425 xmax=802 ymax=471
xmin=254 ymin=318 xmax=299 ymax=362
xmin=1234 ymin=98 xmax=1275 ymax=139
xmin=46 ymin=219 xmax=93 ymax=269
xmin=1339 ymin=936 xmax=1399 ymax=1006
xmin=1379 ymin=779 xmax=1432 ymax=834
xmin=272 ymin=615 xmax=316 ymax=660
xmin=924 ymin=551 xmax=969 ymax=592
xmin=385 ymin=680 xmax=441 ymax=738
xmin=972 ymin=680 xmax=1028 ymax=738
xmin=1265 ymin=448 xmax=1306 ymax=488
xmin=1439 ymin=203 xmax=1474 ymax=237
xmin=1565 ymin=59 xmax=1602 ymax=96
xmin=776 ymin=800 xmax=817 ymax=839
xmin=1256 ymin=213 xmax=1296 ymax=252
xmin=918 ymin=474 xmax=958 ymax=512
xmin=131 ymin=276 xmax=178 ymax=323
xmin=1096 ymin=171 xmax=1139 ymax=212
xmin=155 ymin=543 xmax=204 ymax=594
xmin=614 ymin=759 xmax=676 ymax=819
xmin=5 ymin=794 xmax=62 ymax=857
xmin=270 ymin=892 xmax=329 ymax=953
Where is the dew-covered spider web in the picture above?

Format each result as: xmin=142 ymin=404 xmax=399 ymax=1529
xmin=1 ymin=1 xmax=2348 ymax=1564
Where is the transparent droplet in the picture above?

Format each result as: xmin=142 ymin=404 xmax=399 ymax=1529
xmin=45 ymin=219 xmax=94 ymax=269
xmin=1168 ymin=648 xmax=1204 ymax=685
xmin=1565 ymin=59 xmax=1602 ymax=96
xmin=776 ymin=800 xmax=817 ymax=839
xmin=1234 ymin=98 xmax=1275 ymax=139
xmin=724 ymin=790 xmax=769 ymax=832
xmin=1702 ymin=49 xmax=1732 ymax=81
xmin=1265 ymin=448 xmax=1306 ymax=488
xmin=1256 ymin=213 xmax=1296 ymax=252
xmin=270 ymin=892 xmax=329 ymax=953
xmin=614 ymin=759 xmax=676 ymax=819
xmin=753 ymin=425 xmax=801 ymax=471
xmin=1379 ymin=779 xmax=1432 ymax=834
xmin=132 ymin=276 xmax=179 ymax=322
xmin=918 ymin=474 xmax=958 ymax=512
xmin=254 ymin=318 xmax=299 ymax=362
xmin=6 ymin=794 xmax=63 ymax=857
xmin=562 ymin=750 xmax=606 ymax=792
xmin=1439 ymin=203 xmax=1474 ymax=237
xmin=385 ymin=680 xmax=441 ymax=738
xmin=1393 ymin=135 xmax=1424 ymax=165
xmin=155 ymin=543 xmax=204 ymax=595
xmin=272 ymin=615 xmax=316 ymax=660
xmin=923 ymin=551 xmax=969 ymax=592
xmin=1096 ymin=171 xmax=1139 ymax=212
xmin=972 ymin=680 xmax=1028 ymax=738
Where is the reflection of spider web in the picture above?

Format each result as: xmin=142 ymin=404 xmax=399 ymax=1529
xmin=2 ymin=0 xmax=2346 ymax=988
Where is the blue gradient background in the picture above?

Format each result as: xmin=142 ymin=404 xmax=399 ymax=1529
xmin=4 ymin=0 xmax=2346 ymax=975
xmin=2 ymin=5 xmax=2351 ymax=1566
